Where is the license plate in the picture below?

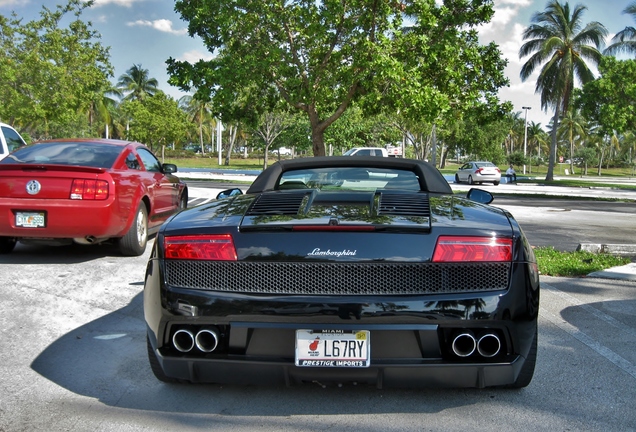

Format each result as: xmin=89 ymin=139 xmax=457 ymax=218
xmin=16 ymin=212 xmax=46 ymax=228
xmin=295 ymin=329 xmax=370 ymax=368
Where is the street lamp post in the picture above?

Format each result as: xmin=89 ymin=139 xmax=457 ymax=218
xmin=522 ymin=106 xmax=531 ymax=175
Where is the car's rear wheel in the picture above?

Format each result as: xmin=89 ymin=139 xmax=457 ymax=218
xmin=147 ymin=335 xmax=180 ymax=383
xmin=468 ymin=176 xmax=474 ymax=185
xmin=493 ymin=181 xmax=500 ymax=186
xmin=0 ymin=237 xmax=17 ymax=254
xmin=118 ymin=203 xmax=148 ymax=256
xmin=507 ymin=324 xmax=537 ymax=389
xmin=455 ymin=174 xmax=460 ymax=183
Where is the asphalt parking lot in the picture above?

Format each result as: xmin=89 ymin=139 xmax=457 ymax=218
xmin=1 ymin=173 xmax=635 ymax=431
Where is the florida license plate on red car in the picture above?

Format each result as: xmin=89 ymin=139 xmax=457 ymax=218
xmin=15 ymin=212 xmax=46 ymax=228
xmin=295 ymin=329 xmax=370 ymax=368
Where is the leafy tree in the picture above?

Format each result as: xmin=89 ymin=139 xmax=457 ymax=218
xmin=519 ymin=1 xmax=607 ymax=181
xmin=507 ymin=151 xmax=528 ymax=167
xmin=0 ymin=0 xmax=112 ymax=138
xmin=443 ymin=115 xmax=507 ymax=164
xmin=167 ymin=0 xmax=509 ymax=157
xmin=574 ymin=146 xmax=597 ymax=175
xmin=577 ymin=57 xmax=636 ymax=135
xmin=604 ymin=2 xmax=636 ymax=56
xmin=117 ymin=64 xmax=159 ymax=101
xmin=120 ymin=92 xmax=191 ymax=153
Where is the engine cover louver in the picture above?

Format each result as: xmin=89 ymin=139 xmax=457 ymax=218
xmin=245 ymin=191 xmax=431 ymax=218
xmin=247 ymin=192 xmax=308 ymax=216
xmin=379 ymin=193 xmax=430 ymax=217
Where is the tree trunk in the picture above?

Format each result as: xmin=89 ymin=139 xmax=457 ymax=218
xmin=311 ymin=127 xmax=326 ymax=157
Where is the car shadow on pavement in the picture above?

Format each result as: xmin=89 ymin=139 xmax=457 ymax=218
xmin=0 ymin=241 xmax=146 ymax=264
xmin=29 ymin=292 xmax=496 ymax=417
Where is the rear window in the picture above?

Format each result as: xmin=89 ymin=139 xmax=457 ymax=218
xmin=277 ymin=167 xmax=421 ymax=191
xmin=2 ymin=126 xmax=26 ymax=153
xmin=475 ymin=162 xmax=496 ymax=168
xmin=0 ymin=141 xmax=122 ymax=168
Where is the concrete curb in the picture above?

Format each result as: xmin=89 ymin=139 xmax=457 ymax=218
xmin=578 ymin=243 xmax=636 ymax=256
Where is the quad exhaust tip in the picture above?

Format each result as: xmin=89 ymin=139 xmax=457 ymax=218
xmin=172 ymin=327 xmax=220 ymax=353
xmin=451 ymin=332 xmax=477 ymax=357
xmin=451 ymin=331 xmax=501 ymax=358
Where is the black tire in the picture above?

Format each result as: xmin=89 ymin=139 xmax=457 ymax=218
xmin=493 ymin=181 xmax=500 ymax=186
xmin=178 ymin=192 xmax=188 ymax=211
xmin=455 ymin=174 xmax=460 ymax=184
xmin=507 ymin=325 xmax=538 ymax=389
xmin=118 ymin=203 xmax=148 ymax=256
xmin=0 ymin=237 xmax=17 ymax=254
xmin=147 ymin=335 xmax=180 ymax=383
xmin=468 ymin=176 xmax=474 ymax=185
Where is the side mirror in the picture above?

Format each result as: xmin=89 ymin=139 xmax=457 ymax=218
xmin=162 ymin=163 xmax=178 ymax=174
xmin=216 ymin=188 xmax=243 ymax=199
xmin=466 ymin=188 xmax=493 ymax=204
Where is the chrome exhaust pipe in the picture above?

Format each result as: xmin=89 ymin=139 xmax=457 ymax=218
xmin=195 ymin=328 xmax=220 ymax=353
xmin=477 ymin=333 xmax=501 ymax=358
xmin=451 ymin=332 xmax=476 ymax=357
xmin=172 ymin=329 xmax=195 ymax=352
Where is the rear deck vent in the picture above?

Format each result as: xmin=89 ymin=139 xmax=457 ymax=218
xmin=379 ymin=193 xmax=430 ymax=217
xmin=247 ymin=192 xmax=308 ymax=216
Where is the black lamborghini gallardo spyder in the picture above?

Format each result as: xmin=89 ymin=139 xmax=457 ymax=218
xmin=144 ymin=156 xmax=539 ymax=388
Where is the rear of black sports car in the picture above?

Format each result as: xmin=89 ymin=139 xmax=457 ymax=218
xmin=144 ymin=157 xmax=539 ymax=389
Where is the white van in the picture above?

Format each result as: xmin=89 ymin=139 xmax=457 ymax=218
xmin=0 ymin=123 xmax=27 ymax=161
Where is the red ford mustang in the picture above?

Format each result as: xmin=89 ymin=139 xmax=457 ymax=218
xmin=0 ymin=139 xmax=188 ymax=255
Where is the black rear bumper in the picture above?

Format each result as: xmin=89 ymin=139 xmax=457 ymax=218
xmin=149 ymin=345 xmax=526 ymax=389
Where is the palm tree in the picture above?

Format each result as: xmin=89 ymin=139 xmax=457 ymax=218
xmin=117 ymin=64 xmax=159 ymax=101
xmin=604 ymin=2 xmax=636 ymax=56
xmin=557 ymin=108 xmax=587 ymax=174
xmin=526 ymin=121 xmax=548 ymax=172
xmin=179 ymin=95 xmax=215 ymax=155
xmin=519 ymin=1 xmax=607 ymax=181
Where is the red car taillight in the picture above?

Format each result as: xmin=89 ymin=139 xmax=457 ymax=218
xmin=475 ymin=168 xmax=483 ymax=174
xmin=432 ymin=236 xmax=512 ymax=262
xmin=164 ymin=234 xmax=238 ymax=260
xmin=70 ymin=179 xmax=109 ymax=200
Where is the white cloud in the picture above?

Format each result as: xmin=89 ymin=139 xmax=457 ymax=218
xmin=93 ymin=0 xmax=142 ymax=7
xmin=127 ymin=19 xmax=188 ymax=35
xmin=497 ymin=0 xmax=532 ymax=5
xmin=0 ymin=0 xmax=24 ymax=6
xmin=179 ymin=49 xmax=214 ymax=63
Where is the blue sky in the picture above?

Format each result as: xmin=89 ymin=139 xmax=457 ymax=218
xmin=1 ymin=0 xmax=634 ymax=128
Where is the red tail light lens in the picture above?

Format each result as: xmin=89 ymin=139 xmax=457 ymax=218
xmin=432 ymin=236 xmax=512 ymax=262
xmin=164 ymin=234 xmax=238 ymax=260
xmin=70 ymin=179 xmax=109 ymax=200
xmin=475 ymin=168 xmax=483 ymax=174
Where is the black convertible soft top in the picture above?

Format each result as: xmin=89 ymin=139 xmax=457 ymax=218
xmin=247 ymin=156 xmax=453 ymax=194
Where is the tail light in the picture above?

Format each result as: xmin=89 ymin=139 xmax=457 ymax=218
xmin=432 ymin=236 xmax=512 ymax=262
xmin=70 ymin=179 xmax=109 ymax=200
xmin=164 ymin=234 xmax=238 ymax=260
xmin=475 ymin=168 xmax=483 ymax=174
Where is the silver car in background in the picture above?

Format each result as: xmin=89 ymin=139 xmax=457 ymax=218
xmin=455 ymin=161 xmax=501 ymax=185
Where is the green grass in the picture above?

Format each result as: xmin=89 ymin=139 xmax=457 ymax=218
xmin=534 ymin=247 xmax=631 ymax=277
